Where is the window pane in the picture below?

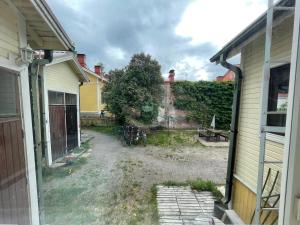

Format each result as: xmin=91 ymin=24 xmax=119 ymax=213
xmin=0 ymin=68 xmax=18 ymax=116
xmin=48 ymin=91 xmax=64 ymax=105
xmin=267 ymin=64 xmax=290 ymax=127
xmin=65 ymin=93 xmax=77 ymax=105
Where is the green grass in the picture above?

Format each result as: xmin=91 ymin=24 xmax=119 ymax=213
xmin=45 ymin=186 xmax=97 ymax=225
xmin=86 ymin=125 xmax=120 ymax=136
xmin=72 ymin=139 xmax=91 ymax=154
xmin=147 ymin=130 xmax=200 ymax=147
xmin=161 ymin=179 xmax=223 ymax=201
xmin=43 ymin=157 xmax=87 ymax=182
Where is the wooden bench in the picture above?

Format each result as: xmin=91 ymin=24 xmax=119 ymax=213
xmin=219 ymin=131 xmax=229 ymax=141
xmin=198 ymin=129 xmax=215 ymax=141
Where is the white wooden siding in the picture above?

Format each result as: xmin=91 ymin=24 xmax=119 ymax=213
xmin=44 ymin=62 xmax=79 ymax=94
xmin=235 ymin=16 xmax=294 ymax=194
xmin=0 ymin=1 xmax=19 ymax=59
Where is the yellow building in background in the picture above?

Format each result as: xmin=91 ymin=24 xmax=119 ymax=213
xmin=77 ymin=54 xmax=108 ymax=116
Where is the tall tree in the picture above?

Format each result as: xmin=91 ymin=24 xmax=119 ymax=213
xmin=104 ymin=53 xmax=164 ymax=124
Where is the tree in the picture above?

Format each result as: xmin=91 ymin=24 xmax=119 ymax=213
xmin=104 ymin=53 xmax=164 ymax=124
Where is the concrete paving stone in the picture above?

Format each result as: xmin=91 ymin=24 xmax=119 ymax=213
xmin=157 ymin=186 xmax=224 ymax=225
xmin=160 ymin=219 xmax=183 ymax=223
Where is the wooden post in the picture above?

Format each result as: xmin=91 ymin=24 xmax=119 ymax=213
xmin=29 ymin=62 xmax=45 ymax=224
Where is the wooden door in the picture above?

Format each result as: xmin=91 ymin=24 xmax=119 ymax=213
xmin=66 ymin=105 xmax=78 ymax=150
xmin=49 ymin=105 xmax=66 ymax=161
xmin=0 ymin=69 xmax=30 ymax=225
xmin=66 ymin=93 xmax=78 ymax=151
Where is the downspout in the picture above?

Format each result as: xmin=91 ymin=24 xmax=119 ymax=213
xmin=29 ymin=50 xmax=53 ymax=225
xmin=219 ymin=54 xmax=243 ymax=205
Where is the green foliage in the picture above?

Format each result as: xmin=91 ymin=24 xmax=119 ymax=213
xmin=104 ymin=53 xmax=164 ymax=125
xmin=171 ymin=80 xmax=234 ymax=130
xmin=162 ymin=179 xmax=223 ymax=201
xmin=42 ymin=157 xmax=87 ymax=182
xmin=147 ymin=130 xmax=200 ymax=147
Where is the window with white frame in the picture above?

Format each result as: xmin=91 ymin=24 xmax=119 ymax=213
xmin=267 ymin=63 xmax=290 ymax=135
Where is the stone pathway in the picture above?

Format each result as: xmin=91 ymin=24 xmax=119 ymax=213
xmin=157 ymin=186 xmax=224 ymax=225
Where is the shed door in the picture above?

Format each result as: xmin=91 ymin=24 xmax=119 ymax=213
xmin=48 ymin=92 xmax=66 ymax=161
xmin=66 ymin=94 xmax=78 ymax=150
xmin=0 ymin=69 xmax=30 ymax=225
xmin=48 ymin=92 xmax=78 ymax=161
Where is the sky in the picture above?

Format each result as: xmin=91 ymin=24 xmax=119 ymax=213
xmin=47 ymin=0 xmax=267 ymax=81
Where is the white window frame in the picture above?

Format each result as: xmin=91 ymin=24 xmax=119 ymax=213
xmin=266 ymin=61 xmax=290 ymax=143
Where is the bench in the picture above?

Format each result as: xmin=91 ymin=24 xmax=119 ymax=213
xmin=219 ymin=131 xmax=229 ymax=141
xmin=198 ymin=129 xmax=215 ymax=141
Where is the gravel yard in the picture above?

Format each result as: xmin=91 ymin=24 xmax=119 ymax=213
xmin=43 ymin=129 xmax=228 ymax=225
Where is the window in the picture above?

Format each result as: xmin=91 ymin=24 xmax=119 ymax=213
xmin=101 ymin=92 xmax=107 ymax=104
xmin=0 ymin=68 xmax=19 ymax=116
xmin=267 ymin=64 xmax=290 ymax=129
xmin=48 ymin=91 xmax=64 ymax=105
xmin=65 ymin=93 xmax=77 ymax=105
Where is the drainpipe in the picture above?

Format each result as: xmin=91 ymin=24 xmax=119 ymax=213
xmin=219 ymin=54 xmax=243 ymax=205
xmin=29 ymin=50 xmax=53 ymax=225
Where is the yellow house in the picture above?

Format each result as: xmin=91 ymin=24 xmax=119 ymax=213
xmin=77 ymin=54 xmax=108 ymax=116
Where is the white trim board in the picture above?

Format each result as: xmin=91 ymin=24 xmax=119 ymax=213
xmin=279 ymin=1 xmax=300 ymax=224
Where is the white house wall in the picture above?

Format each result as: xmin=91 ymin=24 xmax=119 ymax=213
xmin=0 ymin=1 xmax=19 ymax=59
xmin=44 ymin=62 xmax=81 ymax=165
xmin=235 ymin=16 xmax=294 ymax=194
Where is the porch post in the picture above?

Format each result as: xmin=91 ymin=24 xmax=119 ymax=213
xmin=279 ymin=0 xmax=300 ymax=224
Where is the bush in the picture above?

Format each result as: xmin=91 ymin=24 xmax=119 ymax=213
xmin=104 ymin=53 xmax=164 ymax=125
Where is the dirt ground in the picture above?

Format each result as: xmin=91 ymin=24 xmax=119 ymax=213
xmin=43 ymin=129 xmax=228 ymax=225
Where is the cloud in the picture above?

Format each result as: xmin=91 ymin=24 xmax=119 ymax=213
xmin=47 ymin=0 xmax=266 ymax=80
xmin=176 ymin=0 xmax=267 ymax=48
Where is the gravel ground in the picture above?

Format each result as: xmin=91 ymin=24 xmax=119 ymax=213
xmin=43 ymin=129 xmax=228 ymax=225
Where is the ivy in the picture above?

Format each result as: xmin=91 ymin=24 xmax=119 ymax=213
xmin=171 ymin=80 xmax=234 ymax=130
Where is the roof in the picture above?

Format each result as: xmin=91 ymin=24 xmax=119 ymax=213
xmin=82 ymin=67 xmax=108 ymax=83
xmin=210 ymin=0 xmax=295 ymax=63
xmin=46 ymin=52 xmax=89 ymax=82
xmin=12 ymin=0 xmax=74 ymax=51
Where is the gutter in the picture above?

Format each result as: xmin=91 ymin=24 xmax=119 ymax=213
xmin=29 ymin=50 xmax=53 ymax=225
xmin=219 ymin=54 xmax=243 ymax=204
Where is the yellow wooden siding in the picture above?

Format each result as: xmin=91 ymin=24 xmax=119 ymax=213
xmin=80 ymin=81 xmax=98 ymax=112
xmin=44 ymin=62 xmax=80 ymax=94
xmin=98 ymin=82 xmax=107 ymax=110
xmin=233 ymin=178 xmax=278 ymax=225
xmin=0 ymin=1 xmax=19 ymax=59
xmin=80 ymin=73 xmax=108 ymax=113
xmin=233 ymin=16 xmax=293 ymax=223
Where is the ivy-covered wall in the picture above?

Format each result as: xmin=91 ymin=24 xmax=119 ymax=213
xmin=171 ymin=81 xmax=234 ymax=130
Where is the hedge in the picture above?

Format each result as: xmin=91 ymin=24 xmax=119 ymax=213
xmin=171 ymin=80 xmax=234 ymax=130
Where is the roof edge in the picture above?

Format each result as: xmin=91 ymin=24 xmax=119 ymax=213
xmin=46 ymin=53 xmax=89 ymax=82
xmin=210 ymin=0 xmax=294 ymax=63
xmin=30 ymin=0 xmax=75 ymax=51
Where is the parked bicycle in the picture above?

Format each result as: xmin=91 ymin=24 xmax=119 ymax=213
xmin=121 ymin=125 xmax=147 ymax=146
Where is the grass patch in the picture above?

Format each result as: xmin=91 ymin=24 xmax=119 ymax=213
xmin=44 ymin=186 xmax=97 ymax=225
xmin=162 ymin=179 xmax=223 ymax=201
xmin=86 ymin=125 xmax=121 ymax=136
xmin=147 ymin=130 xmax=200 ymax=147
xmin=72 ymin=139 xmax=91 ymax=154
xmin=43 ymin=157 xmax=87 ymax=182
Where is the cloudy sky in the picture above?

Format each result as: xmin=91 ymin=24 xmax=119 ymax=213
xmin=47 ymin=0 xmax=267 ymax=80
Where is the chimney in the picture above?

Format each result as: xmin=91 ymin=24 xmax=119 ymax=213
xmin=77 ymin=54 xmax=87 ymax=68
xmin=94 ymin=64 xmax=102 ymax=75
xmin=168 ymin=69 xmax=175 ymax=82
